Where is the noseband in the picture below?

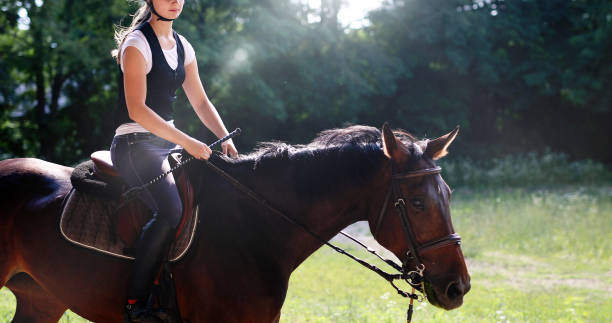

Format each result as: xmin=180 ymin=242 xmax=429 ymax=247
xmin=373 ymin=165 xmax=462 ymax=269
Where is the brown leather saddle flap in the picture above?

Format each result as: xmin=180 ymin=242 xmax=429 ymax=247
xmin=61 ymin=151 xmax=198 ymax=261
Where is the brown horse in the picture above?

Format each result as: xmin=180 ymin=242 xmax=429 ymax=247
xmin=0 ymin=124 xmax=470 ymax=322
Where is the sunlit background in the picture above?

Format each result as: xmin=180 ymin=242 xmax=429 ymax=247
xmin=14 ymin=0 xmax=386 ymax=29
xmin=2 ymin=0 xmax=610 ymax=164
xmin=304 ymin=0 xmax=385 ymax=27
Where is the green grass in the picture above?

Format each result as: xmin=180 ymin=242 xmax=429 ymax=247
xmin=453 ymin=186 xmax=612 ymax=262
xmin=440 ymin=151 xmax=612 ymax=188
xmin=1 ymin=185 xmax=611 ymax=322
xmin=282 ymin=249 xmax=611 ymax=323
xmin=282 ymin=185 xmax=612 ymax=322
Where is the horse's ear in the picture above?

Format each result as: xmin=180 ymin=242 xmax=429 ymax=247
xmin=381 ymin=122 xmax=398 ymax=159
xmin=425 ymin=126 xmax=459 ymax=160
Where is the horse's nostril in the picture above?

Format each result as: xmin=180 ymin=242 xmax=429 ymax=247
xmin=445 ymin=281 xmax=463 ymax=300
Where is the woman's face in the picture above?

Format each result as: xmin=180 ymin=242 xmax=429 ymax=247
xmin=150 ymin=0 xmax=184 ymax=20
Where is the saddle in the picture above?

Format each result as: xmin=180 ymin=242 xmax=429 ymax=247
xmin=60 ymin=151 xmax=199 ymax=262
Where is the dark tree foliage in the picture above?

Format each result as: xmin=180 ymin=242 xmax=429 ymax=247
xmin=0 ymin=0 xmax=610 ymax=164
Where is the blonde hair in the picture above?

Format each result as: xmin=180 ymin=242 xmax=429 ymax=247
xmin=111 ymin=1 xmax=152 ymax=64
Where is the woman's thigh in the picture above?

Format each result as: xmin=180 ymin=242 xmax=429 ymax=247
xmin=111 ymin=134 xmax=182 ymax=226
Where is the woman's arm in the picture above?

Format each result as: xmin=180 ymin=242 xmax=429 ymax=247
xmin=122 ymin=46 xmax=211 ymax=160
xmin=182 ymin=59 xmax=238 ymax=157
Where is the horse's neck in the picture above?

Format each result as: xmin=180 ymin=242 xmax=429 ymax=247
xmin=280 ymin=188 xmax=368 ymax=270
xmin=214 ymin=149 xmax=386 ymax=271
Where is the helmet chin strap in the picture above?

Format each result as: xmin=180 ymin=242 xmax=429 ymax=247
xmin=147 ymin=1 xmax=174 ymax=22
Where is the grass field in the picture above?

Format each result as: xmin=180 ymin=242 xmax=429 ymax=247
xmin=1 ymin=185 xmax=611 ymax=322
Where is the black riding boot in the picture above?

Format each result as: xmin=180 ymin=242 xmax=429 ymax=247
xmin=125 ymin=215 xmax=176 ymax=323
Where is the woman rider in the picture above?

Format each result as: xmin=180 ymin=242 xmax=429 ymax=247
xmin=111 ymin=0 xmax=238 ymax=321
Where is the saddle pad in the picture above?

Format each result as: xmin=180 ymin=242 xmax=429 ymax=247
xmin=60 ymin=189 xmax=198 ymax=262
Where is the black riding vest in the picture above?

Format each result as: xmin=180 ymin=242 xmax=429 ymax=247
xmin=115 ymin=22 xmax=186 ymax=127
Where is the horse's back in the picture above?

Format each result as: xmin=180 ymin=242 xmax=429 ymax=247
xmin=0 ymin=158 xmax=73 ymax=208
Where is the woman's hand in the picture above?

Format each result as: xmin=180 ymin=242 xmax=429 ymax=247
xmin=183 ymin=137 xmax=212 ymax=160
xmin=222 ymin=139 xmax=238 ymax=158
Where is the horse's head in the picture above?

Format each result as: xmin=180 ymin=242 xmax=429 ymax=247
xmin=368 ymin=123 xmax=470 ymax=310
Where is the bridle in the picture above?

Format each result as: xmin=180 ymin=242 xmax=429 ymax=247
xmin=373 ymin=164 xmax=462 ymax=274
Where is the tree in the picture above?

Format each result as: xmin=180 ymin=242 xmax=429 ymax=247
xmin=1 ymin=0 xmax=610 ymax=163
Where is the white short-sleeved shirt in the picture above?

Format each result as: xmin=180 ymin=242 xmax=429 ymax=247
xmin=120 ymin=30 xmax=196 ymax=73
xmin=115 ymin=30 xmax=196 ymax=136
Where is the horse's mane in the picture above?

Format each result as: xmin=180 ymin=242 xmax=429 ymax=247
xmin=212 ymin=125 xmax=420 ymax=198
xmin=237 ymin=125 xmax=418 ymax=162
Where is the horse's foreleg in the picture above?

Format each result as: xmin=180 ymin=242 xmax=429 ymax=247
xmin=6 ymin=273 xmax=67 ymax=323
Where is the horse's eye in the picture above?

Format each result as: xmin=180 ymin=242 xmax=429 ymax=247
xmin=410 ymin=198 xmax=425 ymax=210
